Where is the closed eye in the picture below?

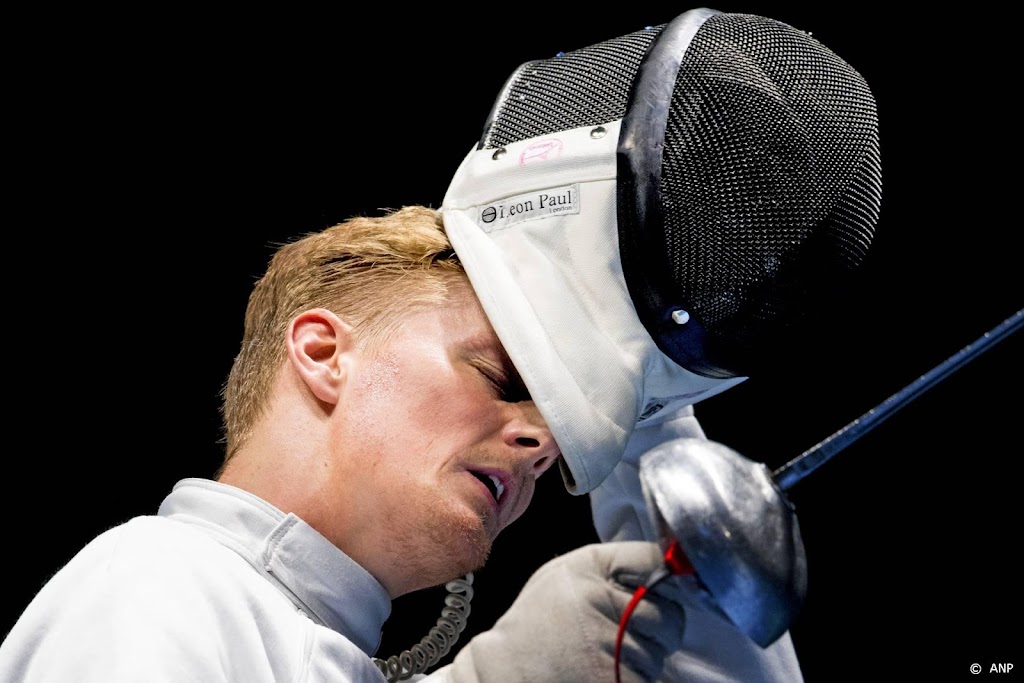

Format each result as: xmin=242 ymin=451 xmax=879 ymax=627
xmin=462 ymin=340 xmax=533 ymax=403
xmin=480 ymin=368 xmax=511 ymax=399
xmin=479 ymin=366 xmax=530 ymax=403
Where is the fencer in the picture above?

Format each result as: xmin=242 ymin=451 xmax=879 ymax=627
xmin=0 ymin=7 xmax=882 ymax=683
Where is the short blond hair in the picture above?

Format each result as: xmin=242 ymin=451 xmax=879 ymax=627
xmin=219 ymin=205 xmax=464 ymax=461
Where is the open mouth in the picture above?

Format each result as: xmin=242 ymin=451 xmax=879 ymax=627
xmin=470 ymin=471 xmax=505 ymax=504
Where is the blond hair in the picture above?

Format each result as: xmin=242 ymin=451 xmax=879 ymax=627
xmin=219 ymin=205 xmax=464 ymax=461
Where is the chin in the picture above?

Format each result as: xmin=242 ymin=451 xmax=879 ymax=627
xmin=427 ymin=506 xmax=492 ymax=580
xmin=389 ymin=495 xmax=493 ymax=594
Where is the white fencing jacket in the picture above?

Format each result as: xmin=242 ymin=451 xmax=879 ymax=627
xmin=0 ymin=478 xmax=391 ymax=682
xmin=4 ymin=411 xmax=803 ymax=683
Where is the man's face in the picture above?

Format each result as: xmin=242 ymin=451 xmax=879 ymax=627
xmin=328 ymin=282 xmax=560 ymax=595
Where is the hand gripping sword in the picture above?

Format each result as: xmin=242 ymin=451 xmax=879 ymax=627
xmin=636 ymin=308 xmax=1023 ymax=647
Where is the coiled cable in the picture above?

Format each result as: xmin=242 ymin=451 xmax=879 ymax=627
xmin=373 ymin=573 xmax=474 ymax=681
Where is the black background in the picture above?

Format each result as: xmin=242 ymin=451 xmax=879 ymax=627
xmin=6 ymin=4 xmax=1021 ymax=681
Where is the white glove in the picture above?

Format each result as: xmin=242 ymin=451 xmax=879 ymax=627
xmin=586 ymin=405 xmax=806 ymax=683
xmin=427 ymin=541 xmax=686 ymax=683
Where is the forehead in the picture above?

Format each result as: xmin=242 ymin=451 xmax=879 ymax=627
xmin=437 ymin=283 xmax=510 ymax=358
xmin=381 ymin=280 xmax=507 ymax=356
xmin=427 ymin=284 xmax=522 ymax=376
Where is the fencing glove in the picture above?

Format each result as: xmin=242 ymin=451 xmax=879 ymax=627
xmin=430 ymin=541 xmax=685 ymax=683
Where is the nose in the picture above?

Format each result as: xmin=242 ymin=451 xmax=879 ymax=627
xmin=503 ymin=401 xmax=560 ymax=477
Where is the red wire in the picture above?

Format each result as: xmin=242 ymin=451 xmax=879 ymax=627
xmin=614 ymin=585 xmax=649 ymax=683
xmin=614 ymin=542 xmax=694 ymax=683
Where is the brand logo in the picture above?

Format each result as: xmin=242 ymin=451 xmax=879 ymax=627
xmin=478 ymin=184 xmax=580 ymax=232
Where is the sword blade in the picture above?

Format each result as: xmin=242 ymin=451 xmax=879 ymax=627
xmin=772 ymin=308 xmax=1023 ymax=491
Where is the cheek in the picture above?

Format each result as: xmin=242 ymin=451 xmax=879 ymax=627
xmin=340 ymin=349 xmax=504 ymax=472
xmin=384 ymin=367 xmax=496 ymax=437
xmin=346 ymin=354 xmax=401 ymax=416
xmin=356 ymin=351 xmax=449 ymax=418
xmin=342 ymin=357 xmax=470 ymax=455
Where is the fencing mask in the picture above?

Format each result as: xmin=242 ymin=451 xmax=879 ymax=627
xmin=440 ymin=8 xmax=882 ymax=495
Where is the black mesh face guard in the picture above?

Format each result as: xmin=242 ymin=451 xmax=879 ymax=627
xmin=480 ymin=9 xmax=882 ymax=379
xmin=479 ymin=26 xmax=661 ymax=150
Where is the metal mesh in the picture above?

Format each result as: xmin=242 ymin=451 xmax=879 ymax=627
xmin=660 ymin=13 xmax=882 ymax=357
xmin=480 ymin=11 xmax=882 ymax=375
xmin=482 ymin=27 xmax=663 ymax=149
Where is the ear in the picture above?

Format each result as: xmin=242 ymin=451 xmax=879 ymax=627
xmin=286 ymin=308 xmax=356 ymax=405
